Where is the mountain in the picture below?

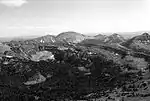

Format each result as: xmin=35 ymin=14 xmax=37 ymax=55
xmin=0 ymin=37 xmax=13 ymax=42
xmin=104 ymin=33 xmax=125 ymax=44
xmin=122 ymin=32 xmax=150 ymax=53
xmin=131 ymin=33 xmax=150 ymax=41
xmin=94 ymin=34 xmax=106 ymax=41
xmin=79 ymin=33 xmax=125 ymax=46
xmin=117 ymin=31 xmax=150 ymax=39
xmin=11 ymin=35 xmax=41 ymax=42
xmin=56 ymin=31 xmax=85 ymax=43
xmin=25 ymin=35 xmax=56 ymax=44
xmin=0 ymin=35 xmax=41 ymax=43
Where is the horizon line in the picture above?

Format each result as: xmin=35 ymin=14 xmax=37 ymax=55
xmin=0 ymin=30 xmax=150 ymax=38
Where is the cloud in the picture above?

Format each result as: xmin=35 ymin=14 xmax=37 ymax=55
xmin=0 ymin=0 xmax=27 ymax=7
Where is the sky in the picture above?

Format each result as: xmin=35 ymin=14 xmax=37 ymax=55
xmin=0 ymin=0 xmax=150 ymax=37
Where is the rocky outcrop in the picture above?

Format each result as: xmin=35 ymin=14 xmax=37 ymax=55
xmin=31 ymin=51 xmax=55 ymax=62
xmin=24 ymin=72 xmax=46 ymax=85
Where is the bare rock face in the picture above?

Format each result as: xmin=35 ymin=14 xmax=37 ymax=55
xmin=56 ymin=31 xmax=85 ymax=43
xmin=0 ymin=43 xmax=11 ymax=54
xmin=31 ymin=51 xmax=55 ymax=62
xmin=77 ymin=66 xmax=90 ymax=72
xmin=24 ymin=72 xmax=46 ymax=85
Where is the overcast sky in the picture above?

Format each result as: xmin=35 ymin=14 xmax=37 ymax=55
xmin=0 ymin=0 xmax=150 ymax=37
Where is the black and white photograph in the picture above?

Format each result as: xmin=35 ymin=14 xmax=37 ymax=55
xmin=0 ymin=0 xmax=150 ymax=100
